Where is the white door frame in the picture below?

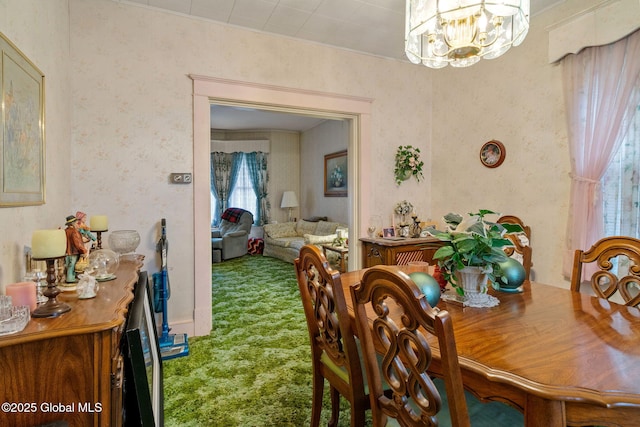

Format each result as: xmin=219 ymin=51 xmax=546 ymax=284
xmin=190 ymin=75 xmax=372 ymax=336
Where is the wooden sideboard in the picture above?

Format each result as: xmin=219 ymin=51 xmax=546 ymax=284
xmin=0 ymin=258 xmax=143 ymax=427
xmin=360 ymin=236 xmax=444 ymax=267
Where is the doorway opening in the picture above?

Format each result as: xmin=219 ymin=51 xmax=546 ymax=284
xmin=191 ymin=75 xmax=373 ymax=336
xmin=208 ymin=103 xmax=348 ymax=227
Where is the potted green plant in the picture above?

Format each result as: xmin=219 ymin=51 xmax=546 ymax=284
xmin=394 ymin=145 xmax=424 ymax=185
xmin=426 ymin=210 xmax=523 ymax=297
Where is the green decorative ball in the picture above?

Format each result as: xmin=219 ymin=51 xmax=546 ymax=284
xmin=498 ymin=257 xmax=526 ymax=290
xmin=409 ymin=272 xmax=441 ymax=308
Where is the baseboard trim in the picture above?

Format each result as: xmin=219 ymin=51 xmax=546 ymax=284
xmin=162 ymin=319 xmax=195 ymax=337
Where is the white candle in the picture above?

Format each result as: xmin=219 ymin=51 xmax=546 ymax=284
xmin=31 ymin=229 xmax=67 ymax=258
xmin=90 ymin=215 xmax=109 ymax=231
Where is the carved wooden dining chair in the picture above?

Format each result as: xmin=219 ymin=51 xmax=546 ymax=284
xmin=497 ymin=215 xmax=533 ymax=280
xmin=571 ymin=236 xmax=640 ymax=307
xmin=350 ymin=265 xmax=471 ymax=427
xmin=295 ymin=245 xmax=369 ymax=427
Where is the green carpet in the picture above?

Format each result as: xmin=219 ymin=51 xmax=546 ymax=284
xmin=163 ymin=255 xmax=523 ymax=427
xmin=163 ymin=255 xmax=353 ymax=426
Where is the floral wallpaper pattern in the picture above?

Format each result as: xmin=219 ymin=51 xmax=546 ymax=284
xmin=0 ymin=0 xmax=71 ymax=290
xmin=0 ymin=0 xmax=613 ymax=329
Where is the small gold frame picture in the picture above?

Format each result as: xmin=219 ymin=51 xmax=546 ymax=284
xmin=480 ymin=140 xmax=505 ymax=168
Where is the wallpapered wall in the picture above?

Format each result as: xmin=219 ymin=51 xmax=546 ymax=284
xmin=0 ymin=0 xmax=71 ymax=292
xmin=67 ymin=0 xmax=438 ymax=328
xmin=429 ymin=3 xmax=577 ymax=286
xmin=300 ymin=119 xmax=350 ymax=225
xmin=0 ymin=0 xmax=615 ymax=333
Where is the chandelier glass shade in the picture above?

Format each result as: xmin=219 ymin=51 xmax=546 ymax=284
xmin=405 ymin=0 xmax=530 ymax=68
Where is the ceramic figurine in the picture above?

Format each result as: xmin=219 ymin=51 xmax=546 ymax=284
xmin=64 ymin=215 xmax=88 ymax=283
xmin=75 ymin=211 xmax=96 ymax=250
xmin=76 ymin=272 xmax=98 ymax=299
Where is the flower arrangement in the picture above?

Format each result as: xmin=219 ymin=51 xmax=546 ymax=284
xmin=395 ymin=200 xmax=414 ymax=232
xmin=394 ymin=145 xmax=424 ymax=185
xmin=330 ymin=165 xmax=344 ymax=187
xmin=394 ymin=200 xmax=414 ymax=216
xmin=426 ymin=210 xmax=523 ymax=295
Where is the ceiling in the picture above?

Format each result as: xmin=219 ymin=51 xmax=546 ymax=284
xmin=210 ymin=104 xmax=332 ymax=131
xmin=117 ymin=0 xmax=566 ymax=130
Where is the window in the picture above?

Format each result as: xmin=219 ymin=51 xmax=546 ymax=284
xmin=602 ymin=103 xmax=640 ymax=238
xmin=228 ymin=156 xmax=257 ymax=216
xmin=211 ymin=154 xmax=257 ymax=225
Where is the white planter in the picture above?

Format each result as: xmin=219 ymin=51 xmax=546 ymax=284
xmin=454 ymin=266 xmax=498 ymax=307
xmin=455 ymin=266 xmax=488 ymax=293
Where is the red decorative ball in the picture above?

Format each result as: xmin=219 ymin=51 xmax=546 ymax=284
xmin=432 ymin=266 xmax=448 ymax=291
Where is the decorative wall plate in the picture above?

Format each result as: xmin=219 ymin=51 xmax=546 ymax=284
xmin=480 ymin=140 xmax=506 ymax=168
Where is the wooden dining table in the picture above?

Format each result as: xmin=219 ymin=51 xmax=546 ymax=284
xmin=340 ymin=267 xmax=640 ymax=427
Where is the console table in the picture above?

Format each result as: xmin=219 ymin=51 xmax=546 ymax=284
xmin=0 ymin=258 xmax=143 ymax=427
xmin=360 ymin=236 xmax=444 ymax=267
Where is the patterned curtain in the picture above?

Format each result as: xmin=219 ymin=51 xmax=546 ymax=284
xmin=603 ymin=104 xmax=640 ymax=238
xmin=210 ymin=152 xmax=243 ymax=226
xmin=245 ymin=151 xmax=270 ymax=225
xmin=560 ymin=29 xmax=640 ymax=277
xmin=210 ymin=152 xmax=220 ymax=227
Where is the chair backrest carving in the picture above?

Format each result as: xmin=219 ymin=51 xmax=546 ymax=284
xmin=497 ymin=215 xmax=532 ymax=280
xmin=350 ymin=266 xmax=470 ymax=427
xmin=294 ymin=244 xmax=367 ymax=425
xmin=571 ymin=236 xmax=640 ymax=307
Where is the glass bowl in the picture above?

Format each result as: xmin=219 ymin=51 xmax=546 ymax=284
xmin=108 ymin=230 xmax=141 ymax=255
xmin=86 ymin=249 xmax=119 ymax=281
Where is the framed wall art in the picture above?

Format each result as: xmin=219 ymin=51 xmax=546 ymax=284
xmin=324 ymin=150 xmax=347 ymax=197
xmin=0 ymin=32 xmax=45 ymax=206
xmin=480 ymin=140 xmax=505 ymax=168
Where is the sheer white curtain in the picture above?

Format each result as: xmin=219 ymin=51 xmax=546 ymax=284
xmin=603 ymin=106 xmax=640 ymax=237
xmin=228 ymin=156 xmax=258 ymax=219
xmin=562 ymin=29 xmax=640 ymax=277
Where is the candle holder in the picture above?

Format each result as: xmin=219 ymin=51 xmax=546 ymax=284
xmin=410 ymin=215 xmax=422 ymax=238
xmin=89 ymin=216 xmax=109 ymax=249
xmin=31 ymin=256 xmax=71 ymax=318
xmin=93 ymin=229 xmax=107 ymax=250
xmin=55 ymin=258 xmax=66 ymax=285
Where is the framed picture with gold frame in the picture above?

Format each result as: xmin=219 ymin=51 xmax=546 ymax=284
xmin=0 ymin=32 xmax=45 ymax=206
xmin=324 ymin=150 xmax=347 ymax=197
xmin=480 ymin=140 xmax=505 ymax=168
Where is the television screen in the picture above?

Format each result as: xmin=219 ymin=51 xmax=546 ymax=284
xmin=123 ymin=272 xmax=163 ymax=427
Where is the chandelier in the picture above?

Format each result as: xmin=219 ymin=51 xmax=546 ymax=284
xmin=405 ymin=0 xmax=530 ymax=68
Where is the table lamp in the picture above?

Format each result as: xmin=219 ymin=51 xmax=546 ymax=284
xmin=30 ymin=229 xmax=70 ymax=318
xmin=280 ymin=191 xmax=298 ymax=223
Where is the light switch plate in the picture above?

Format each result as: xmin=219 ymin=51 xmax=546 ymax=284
xmin=170 ymin=173 xmax=192 ymax=184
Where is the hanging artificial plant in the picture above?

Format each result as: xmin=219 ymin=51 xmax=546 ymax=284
xmin=394 ymin=145 xmax=424 ymax=185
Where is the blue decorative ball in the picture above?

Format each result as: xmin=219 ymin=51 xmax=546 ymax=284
xmin=498 ymin=257 xmax=526 ymax=290
xmin=409 ymin=272 xmax=441 ymax=308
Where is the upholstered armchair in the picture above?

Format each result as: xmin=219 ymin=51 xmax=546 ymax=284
xmin=211 ymin=208 xmax=254 ymax=262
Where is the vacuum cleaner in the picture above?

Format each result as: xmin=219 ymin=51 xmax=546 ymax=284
xmin=153 ymin=218 xmax=190 ymax=360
